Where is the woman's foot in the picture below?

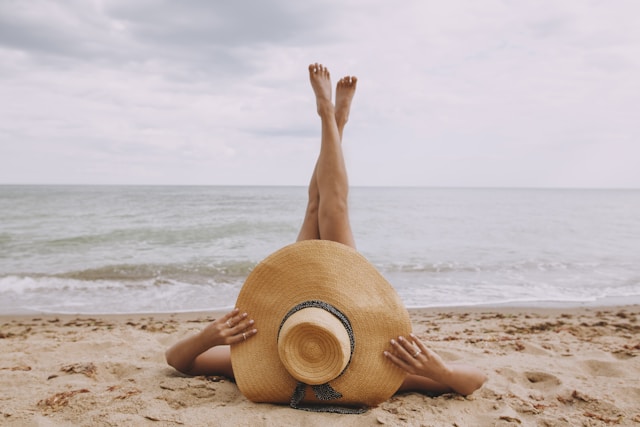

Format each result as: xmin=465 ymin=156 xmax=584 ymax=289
xmin=335 ymin=76 xmax=357 ymax=130
xmin=309 ymin=63 xmax=334 ymax=117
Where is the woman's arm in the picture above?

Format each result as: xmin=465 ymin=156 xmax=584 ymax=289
xmin=165 ymin=308 xmax=257 ymax=377
xmin=385 ymin=334 xmax=487 ymax=396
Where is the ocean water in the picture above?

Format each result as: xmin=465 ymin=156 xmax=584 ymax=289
xmin=1 ymin=185 xmax=639 ymax=314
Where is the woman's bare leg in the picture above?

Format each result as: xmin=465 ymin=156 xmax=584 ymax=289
xmin=296 ymin=161 xmax=321 ymax=241
xmin=298 ymin=69 xmax=357 ymax=242
xmin=297 ymin=64 xmax=357 ymax=248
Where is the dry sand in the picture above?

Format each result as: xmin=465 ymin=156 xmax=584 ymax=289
xmin=1 ymin=306 xmax=639 ymax=426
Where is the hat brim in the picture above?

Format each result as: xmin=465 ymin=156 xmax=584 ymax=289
xmin=230 ymin=240 xmax=412 ymax=407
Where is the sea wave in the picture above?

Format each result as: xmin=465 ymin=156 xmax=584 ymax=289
xmin=63 ymin=261 xmax=255 ymax=282
xmin=374 ymin=259 xmax=610 ymax=274
xmin=2 ymin=272 xmax=638 ymax=315
xmin=0 ymin=274 xmax=242 ymax=314
xmin=0 ymin=260 xmax=257 ymax=287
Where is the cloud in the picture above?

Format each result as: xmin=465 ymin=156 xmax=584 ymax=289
xmin=0 ymin=0 xmax=639 ymax=187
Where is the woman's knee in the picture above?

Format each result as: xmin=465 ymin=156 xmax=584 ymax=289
xmin=318 ymin=199 xmax=349 ymax=229
xmin=306 ymin=196 xmax=319 ymax=215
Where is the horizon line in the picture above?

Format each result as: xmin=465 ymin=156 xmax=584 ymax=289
xmin=1 ymin=183 xmax=638 ymax=191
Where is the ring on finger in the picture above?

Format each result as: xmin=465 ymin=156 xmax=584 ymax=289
xmin=226 ymin=320 xmax=232 ymax=328
xmin=412 ymin=349 xmax=422 ymax=358
xmin=242 ymin=332 xmax=246 ymax=341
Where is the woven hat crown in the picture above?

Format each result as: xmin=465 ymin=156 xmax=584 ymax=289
xmin=278 ymin=306 xmax=351 ymax=385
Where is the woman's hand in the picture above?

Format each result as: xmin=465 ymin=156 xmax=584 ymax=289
xmin=384 ymin=333 xmax=451 ymax=384
xmin=384 ymin=333 xmax=487 ymax=396
xmin=199 ymin=308 xmax=258 ymax=347
xmin=165 ymin=308 xmax=257 ymax=376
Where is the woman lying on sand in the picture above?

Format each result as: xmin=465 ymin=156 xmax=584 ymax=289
xmin=166 ymin=63 xmax=487 ymax=400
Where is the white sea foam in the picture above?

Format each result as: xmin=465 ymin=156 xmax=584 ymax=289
xmin=0 ymin=275 xmax=243 ymax=314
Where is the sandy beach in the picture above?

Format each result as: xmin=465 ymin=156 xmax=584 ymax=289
xmin=1 ymin=306 xmax=639 ymax=426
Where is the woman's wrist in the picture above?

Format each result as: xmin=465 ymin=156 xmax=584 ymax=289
xmin=431 ymin=363 xmax=454 ymax=387
xmin=196 ymin=328 xmax=218 ymax=352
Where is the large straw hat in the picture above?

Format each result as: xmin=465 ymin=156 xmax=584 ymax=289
xmin=230 ymin=240 xmax=412 ymax=410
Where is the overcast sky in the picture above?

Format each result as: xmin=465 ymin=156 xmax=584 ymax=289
xmin=1 ymin=0 xmax=638 ymax=188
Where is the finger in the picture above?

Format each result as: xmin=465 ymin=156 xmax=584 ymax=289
xmin=391 ymin=338 xmax=415 ymax=361
xmin=230 ymin=327 xmax=258 ymax=344
xmin=220 ymin=308 xmax=240 ymax=323
xmin=230 ymin=317 xmax=253 ymax=333
xmin=410 ymin=333 xmax=429 ymax=353
xmin=227 ymin=312 xmax=250 ymax=329
xmin=410 ymin=334 xmax=441 ymax=361
xmin=398 ymin=336 xmax=421 ymax=357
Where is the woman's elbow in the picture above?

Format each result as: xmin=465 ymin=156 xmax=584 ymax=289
xmin=165 ymin=348 xmax=186 ymax=374
xmin=460 ymin=372 xmax=488 ymax=396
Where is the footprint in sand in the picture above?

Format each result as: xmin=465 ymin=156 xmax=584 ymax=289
xmin=516 ymin=342 xmax=553 ymax=356
xmin=580 ymin=359 xmax=626 ymax=378
xmin=524 ymin=371 xmax=562 ymax=390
